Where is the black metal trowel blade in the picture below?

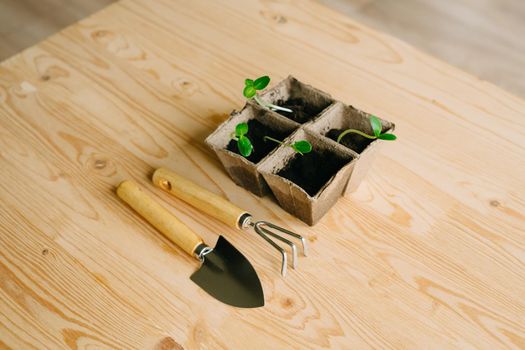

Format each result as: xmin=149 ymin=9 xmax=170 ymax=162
xmin=190 ymin=236 xmax=264 ymax=308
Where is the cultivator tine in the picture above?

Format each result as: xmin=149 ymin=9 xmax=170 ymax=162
xmin=258 ymin=221 xmax=308 ymax=257
xmin=252 ymin=222 xmax=288 ymax=277
xmin=251 ymin=221 xmax=307 ymax=276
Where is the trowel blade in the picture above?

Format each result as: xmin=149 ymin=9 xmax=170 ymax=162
xmin=190 ymin=236 xmax=264 ymax=308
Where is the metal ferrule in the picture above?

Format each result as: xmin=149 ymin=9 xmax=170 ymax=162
xmin=238 ymin=213 xmax=253 ymax=229
xmin=194 ymin=243 xmax=213 ymax=262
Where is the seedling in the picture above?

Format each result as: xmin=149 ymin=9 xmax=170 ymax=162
xmin=243 ymin=76 xmax=292 ymax=113
xmin=231 ymin=122 xmax=253 ymax=157
xmin=264 ymin=136 xmax=313 ymax=156
xmin=337 ymin=115 xmax=397 ymax=143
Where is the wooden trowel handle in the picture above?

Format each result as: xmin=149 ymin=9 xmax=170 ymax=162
xmin=152 ymin=168 xmax=249 ymax=229
xmin=117 ymin=180 xmax=204 ymax=257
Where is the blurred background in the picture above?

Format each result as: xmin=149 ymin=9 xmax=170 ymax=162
xmin=1 ymin=0 xmax=523 ymax=97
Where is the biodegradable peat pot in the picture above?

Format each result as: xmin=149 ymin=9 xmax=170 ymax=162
xmin=205 ymin=103 xmax=298 ymax=196
xmin=256 ymin=75 xmax=335 ymax=124
xmin=306 ymin=102 xmax=395 ymax=194
xmin=259 ymin=129 xmax=357 ymax=225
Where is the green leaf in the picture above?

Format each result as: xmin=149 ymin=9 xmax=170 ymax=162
xmin=237 ymin=136 xmax=253 ymax=157
xmin=253 ymin=76 xmax=270 ymax=90
xmin=235 ymin=122 xmax=248 ymax=137
xmin=243 ymin=85 xmax=256 ymax=98
xmin=378 ymin=133 xmax=397 ymax=141
xmin=292 ymin=140 xmax=312 ymax=155
xmin=370 ymin=115 xmax=382 ymax=138
xmin=245 ymin=78 xmax=254 ymax=86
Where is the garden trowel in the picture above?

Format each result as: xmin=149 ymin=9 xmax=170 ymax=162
xmin=116 ymin=180 xmax=264 ymax=308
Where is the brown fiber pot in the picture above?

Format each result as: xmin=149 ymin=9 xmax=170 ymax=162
xmin=306 ymin=102 xmax=395 ymax=195
xmin=205 ymin=103 xmax=298 ymax=196
xmin=254 ymin=75 xmax=335 ymax=124
xmin=258 ymin=129 xmax=357 ymax=225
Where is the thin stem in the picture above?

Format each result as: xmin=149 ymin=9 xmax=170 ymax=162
xmin=254 ymin=95 xmax=292 ymax=113
xmin=289 ymin=144 xmax=303 ymax=156
xmin=253 ymin=95 xmax=266 ymax=108
xmin=268 ymin=104 xmax=293 ymax=113
xmin=265 ymin=137 xmax=305 ymax=155
xmin=337 ymin=129 xmax=377 ymax=143
xmin=263 ymin=136 xmax=283 ymax=144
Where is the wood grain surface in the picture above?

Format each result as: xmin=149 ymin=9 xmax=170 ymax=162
xmin=3 ymin=0 xmax=525 ymax=98
xmin=1 ymin=0 xmax=524 ymax=349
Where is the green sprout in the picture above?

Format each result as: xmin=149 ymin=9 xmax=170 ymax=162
xmin=243 ymin=76 xmax=292 ymax=113
xmin=264 ymin=136 xmax=313 ymax=155
xmin=231 ymin=122 xmax=253 ymax=157
xmin=337 ymin=115 xmax=397 ymax=143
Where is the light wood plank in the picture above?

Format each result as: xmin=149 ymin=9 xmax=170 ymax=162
xmin=3 ymin=0 xmax=525 ymax=97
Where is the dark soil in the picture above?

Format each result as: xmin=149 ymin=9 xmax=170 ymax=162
xmin=326 ymin=129 xmax=373 ymax=154
xmin=227 ymin=119 xmax=291 ymax=164
xmin=277 ymin=148 xmax=351 ymax=197
xmin=275 ymin=98 xmax=331 ymax=124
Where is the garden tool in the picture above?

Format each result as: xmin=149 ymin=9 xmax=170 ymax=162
xmin=152 ymin=168 xmax=308 ymax=277
xmin=116 ymin=180 xmax=264 ymax=308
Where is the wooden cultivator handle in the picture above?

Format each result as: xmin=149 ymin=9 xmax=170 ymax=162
xmin=117 ymin=180 xmax=203 ymax=256
xmin=152 ymin=168 xmax=249 ymax=229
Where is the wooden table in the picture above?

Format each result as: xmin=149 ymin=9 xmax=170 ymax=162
xmin=1 ymin=0 xmax=524 ymax=349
